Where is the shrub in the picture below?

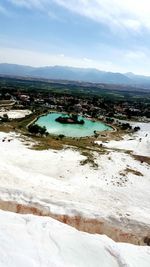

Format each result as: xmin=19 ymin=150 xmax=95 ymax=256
xmin=58 ymin=134 xmax=65 ymax=140
xmin=28 ymin=124 xmax=48 ymax=135
xmin=120 ymin=123 xmax=132 ymax=130
xmin=1 ymin=113 xmax=9 ymax=122
xmin=134 ymin=126 xmax=140 ymax=132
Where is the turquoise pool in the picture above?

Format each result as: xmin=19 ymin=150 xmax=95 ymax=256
xmin=36 ymin=113 xmax=112 ymax=137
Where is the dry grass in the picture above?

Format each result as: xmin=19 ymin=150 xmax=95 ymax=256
xmin=32 ymin=136 xmax=63 ymax=150
xmin=124 ymin=167 xmax=143 ymax=176
xmin=132 ymin=154 xmax=150 ymax=165
xmin=80 ymin=150 xmax=98 ymax=168
xmin=0 ymin=124 xmax=14 ymax=133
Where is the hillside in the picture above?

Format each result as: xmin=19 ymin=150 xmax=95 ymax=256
xmin=0 ymin=63 xmax=144 ymax=85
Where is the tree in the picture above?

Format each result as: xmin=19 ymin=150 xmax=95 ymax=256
xmin=1 ymin=113 xmax=9 ymax=122
xmin=71 ymin=114 xmax=78 ymax=122
xmin=134 ymin=126 xmax=140 ymax=132
xmin=120 ymin=123 xmax=132 ymax=130
xmin=58 ymin=134 xmax=65 ymax=140
xmin=28 ymin=124 xmax=48 ymax=135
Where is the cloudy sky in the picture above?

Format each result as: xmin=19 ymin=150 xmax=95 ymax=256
xmin=0 ymin=0 xmax=150 ymax=74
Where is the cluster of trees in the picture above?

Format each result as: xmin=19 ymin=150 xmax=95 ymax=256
xmin=120 ymin=123 xmax=140 ymax=131
xmin=120 ymin=123 xmax=132 ymax=130
xmin=105 ymin=117 xmax=114 ymax=123
xmin=56 ymin=114 xmax=84 ymax=125
xmin=28 ymin=124 xmax=48 ymax=136
xmin=71 ymin=114 xmax=84 ymax=124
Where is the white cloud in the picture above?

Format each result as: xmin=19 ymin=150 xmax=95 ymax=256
xmin=9 ymin=0 xmax=60 ymax=19
xmin=0 ymin=4 xmax=10 ymax=16
xmin=47 ymin=10 xmax=62 ymax=21
xmin=53 ymin=0 xmax=150 ymax=31
xmin=8 ymin=0 xmax=150 ymax=31
xmin=9 ymin=0 xmax=45 ymax=9
xmin=125 ymin=51 xmax=146 ymax=61
xmin=9 ymin=0 xmax=50 ymax=11
xmin=9 ymin=0 xmax=30 ymax=9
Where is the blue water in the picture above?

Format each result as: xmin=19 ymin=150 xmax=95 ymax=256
xmin=36 ymin=113 xmax=112 ymax=137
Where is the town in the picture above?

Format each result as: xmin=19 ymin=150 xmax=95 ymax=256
xmin=0 ymin=77 xmax=150 ymax=125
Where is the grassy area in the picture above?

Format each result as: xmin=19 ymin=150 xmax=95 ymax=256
xmin=0 ymin=110 xmax=125 ymax=150
xmin=1 ymin=111 xmax=149 ymax=172
xmin=0 ymin=109 xmax=130 ymax=171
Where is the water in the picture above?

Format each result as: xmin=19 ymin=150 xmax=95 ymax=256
xmin=36 ymin=112 xmax=112 ymax=137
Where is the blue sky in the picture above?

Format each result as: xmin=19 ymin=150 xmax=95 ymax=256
xmin=0 ymin=0 xmax=150 ymax=75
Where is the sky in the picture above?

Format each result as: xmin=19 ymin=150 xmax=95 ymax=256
xmin=1 ymin=0 xmax=150 ymax=75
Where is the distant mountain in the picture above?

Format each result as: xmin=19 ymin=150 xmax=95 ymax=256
xmin=0 ymin=63 xmax=150 ymax=87
xmin=29 ymin=66 xmax=132 ymax=84
xmin=0 ymin=63 xmax=34 ymax=76
xmin=125 ymin=72 xmax=150 ymax=86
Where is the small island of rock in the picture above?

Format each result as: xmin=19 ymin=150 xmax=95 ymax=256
xmin=55 ymin=114 xmax=85 ymax=125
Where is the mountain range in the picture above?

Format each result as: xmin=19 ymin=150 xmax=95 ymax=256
xmin=0 ymin=63 xmax=150 ymax=87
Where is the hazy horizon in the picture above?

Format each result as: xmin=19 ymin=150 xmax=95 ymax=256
xmin=1 ymin=62 xmax=150 ymax=77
